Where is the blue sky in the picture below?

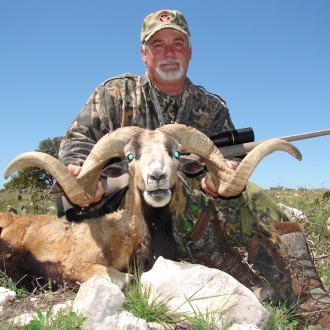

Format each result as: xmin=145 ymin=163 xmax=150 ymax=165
xmin=1 ymin=0 xmax=329 ymax=190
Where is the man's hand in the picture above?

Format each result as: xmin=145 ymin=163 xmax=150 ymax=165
xmin=201 ymin=160 xmax=238 ymax=197
xmin=225 ymin=160 xmax=239 ymax=171
xmin=67 ymin=164 xmax=105 ymax=207
xmin=201 ymin=172 xmax=219 ymax=197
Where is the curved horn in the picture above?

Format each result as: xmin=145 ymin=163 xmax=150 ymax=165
xmin=76 ymin=126 xmax=144 ymax=198
xmin=158 ymin=124 xmax=301 ymax=197
xmin=4 ymin=126 xmax=144 ymax=205
xmin=4 ymin=152 xmax=93 ymax=204
xmin=219 ymin=138 xmax=302 ymax=196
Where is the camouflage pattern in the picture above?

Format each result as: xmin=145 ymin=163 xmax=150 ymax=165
xmin=59 ymin=73 xmax=233 ymax=167
xmin=252 ymin=229 xmax=330 ymax=327
xmin=141 ymin=9 xmax=190 ymax=43
xmin=153 ymin=84 xmax=182 ymax=124
xmin=168 ymin=173 xmax=290 ymax=282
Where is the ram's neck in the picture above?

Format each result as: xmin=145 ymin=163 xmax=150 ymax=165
xmin=124 ymin=180 xmax=177 ymax=273
xmin=143 ymin=204 xmax=177 ymax=259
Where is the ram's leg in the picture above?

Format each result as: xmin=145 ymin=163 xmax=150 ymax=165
xmin=68 ymin=264 xmax=134 ymax=291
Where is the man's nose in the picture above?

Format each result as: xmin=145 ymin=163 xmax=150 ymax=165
xmin=164 ymin=45 xmax=175 ymax=56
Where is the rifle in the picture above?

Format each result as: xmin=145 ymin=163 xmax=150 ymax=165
xmin=211 ymin=128 xmax=330 ymax=159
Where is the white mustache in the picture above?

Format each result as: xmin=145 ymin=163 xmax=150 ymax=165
xmin=157 ymin=58 xmax=181 ymax=65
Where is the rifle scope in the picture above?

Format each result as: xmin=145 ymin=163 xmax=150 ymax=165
xmin=209 ymin=127 xmax=255 ymax=148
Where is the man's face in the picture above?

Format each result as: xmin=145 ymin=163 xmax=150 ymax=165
xmin=140 ymin=29 xmax=192 ymax=88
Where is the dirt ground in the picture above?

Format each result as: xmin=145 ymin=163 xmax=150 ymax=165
xmin=1 ymin=286 xmax=76 ymax=327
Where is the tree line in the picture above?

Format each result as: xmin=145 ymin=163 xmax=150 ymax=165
xmin=4 ymin=137 xmax=62 ymax=190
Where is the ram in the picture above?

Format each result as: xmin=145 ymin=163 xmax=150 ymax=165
xmin=0 ymin=124 xmax=301 ymax=290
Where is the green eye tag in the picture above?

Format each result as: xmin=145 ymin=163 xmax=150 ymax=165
xmin=174 ymin=151 xmax=180 ymax=158
xmin=127 ymin=154 xmax=134 ymax=161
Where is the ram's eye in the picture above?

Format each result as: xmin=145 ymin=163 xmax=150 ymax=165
xmin=127 ymin=154 xmax=134 ymax=162
xmin=174 ymin=151 xmax=180 ymax=159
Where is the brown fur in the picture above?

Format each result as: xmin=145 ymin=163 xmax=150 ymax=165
xmin=0 ymin=205 xmax=147 ymax=290
xmin=0 ymin=171 xmax=153 ymax=290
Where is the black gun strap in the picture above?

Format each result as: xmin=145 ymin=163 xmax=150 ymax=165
xmin=65 ymin=186 xmax=128 ymax=222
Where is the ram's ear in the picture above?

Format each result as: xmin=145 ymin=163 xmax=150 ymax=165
xmin=179 ymin=156 xmax=205 ymax=175
xmin=102 ymin=159 xmax=129 ymax=178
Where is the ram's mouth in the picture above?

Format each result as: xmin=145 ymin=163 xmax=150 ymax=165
xmin=148 ymin=189 xmax=169 ymax=198
xmin=144 ymin=188 xmax=172 ymax=208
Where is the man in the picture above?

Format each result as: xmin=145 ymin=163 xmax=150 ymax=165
xmin=57 ymin=10 xmax=330 ymax=328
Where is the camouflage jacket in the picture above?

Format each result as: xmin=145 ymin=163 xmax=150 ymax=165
xmin=59 ymin=73 xmax=235 ymax=166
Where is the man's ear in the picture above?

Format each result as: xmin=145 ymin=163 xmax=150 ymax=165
xmin=189 ymin=46 xmax=192 ymax=61
xmin=140 ymin=45 xmax=147 ymax=64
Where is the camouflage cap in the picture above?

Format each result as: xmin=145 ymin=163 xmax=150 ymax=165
xmin=141 ymin=9 xmax=191 ymax=43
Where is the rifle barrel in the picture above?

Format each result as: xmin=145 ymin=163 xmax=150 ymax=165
xmin=219 ymin=128 xmax=330 ymax=159
xmin=278 ymin=128 xmax=330 ymax=142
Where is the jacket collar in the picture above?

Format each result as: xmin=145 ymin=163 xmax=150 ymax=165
xmin=139 ymin=73 xmax=198 ymax=95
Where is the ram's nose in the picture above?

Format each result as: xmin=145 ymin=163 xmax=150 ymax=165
xmin=148 ymin=173 xmax=167 ymax=183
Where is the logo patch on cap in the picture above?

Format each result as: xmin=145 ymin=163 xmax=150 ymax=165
xmin=158 ymin=12 xmax=172 ymax=23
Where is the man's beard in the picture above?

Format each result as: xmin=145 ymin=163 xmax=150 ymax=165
xmin=155 ymin=58 xmax=184 ymax=80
